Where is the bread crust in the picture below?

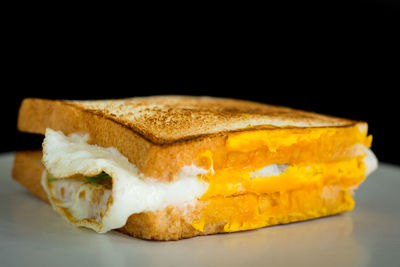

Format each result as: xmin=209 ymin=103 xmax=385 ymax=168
xmin=12 ymin=151 xmax=48 ymax=202
xmin=17 ymin=97 xmax=362 ymax=181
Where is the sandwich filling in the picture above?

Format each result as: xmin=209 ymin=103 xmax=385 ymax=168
xmin=41 ymin=126 xmax=377 ymax=234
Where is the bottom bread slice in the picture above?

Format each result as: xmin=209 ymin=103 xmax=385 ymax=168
xmin=12 ymin=151 xmax=354 ymax=241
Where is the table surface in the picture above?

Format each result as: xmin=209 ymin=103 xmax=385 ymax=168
xmin=1 ymin=152 xmax=399 ymax=267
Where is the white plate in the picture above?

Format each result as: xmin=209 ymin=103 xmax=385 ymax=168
xmin=1 ymin=152 xmax=399 ymax=267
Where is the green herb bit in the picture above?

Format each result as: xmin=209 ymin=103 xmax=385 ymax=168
xmin=47 ymin=175 xmax=59 ymax=182
xmin=85 ymin=171 xmax=111 ymax=182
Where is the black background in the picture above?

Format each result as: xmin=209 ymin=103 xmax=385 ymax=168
xmin=2 ymin=0 xmax=399 ymax=165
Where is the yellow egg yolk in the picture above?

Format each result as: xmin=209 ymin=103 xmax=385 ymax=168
xmin=191 ymin=125 xmax=371 ymax=233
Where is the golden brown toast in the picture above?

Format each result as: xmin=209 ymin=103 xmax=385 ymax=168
xmin=18 ymin=96 xmax=357 ymax=144
xmin=17 ymin=96 xmax=364 ymax=181
xmin=14 ymin=96 xmax=374 ymax=241
xmin=12 ymin=150 xmax=356 ymax=241
xmin=12 ymin=151 xmax=48 ymax=202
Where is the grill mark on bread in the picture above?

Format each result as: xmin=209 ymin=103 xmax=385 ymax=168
xmin=65 ymin=101 xmax=358 ymax=145
xmin=63 ymin=96 xmax=357 ymax=145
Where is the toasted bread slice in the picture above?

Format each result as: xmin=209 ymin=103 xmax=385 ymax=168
xmin=12 ymin=150 xmax=356 ymax=241
xmin=12 ymin=151 xmax=48 ymax=202
xmin=18 ymin=96 xmax=357 ymax=144
xmin=17 ymin=96 xmax=365 ymax=181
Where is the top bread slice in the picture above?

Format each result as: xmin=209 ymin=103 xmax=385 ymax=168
xmin=18 ymin=96 xmax=361 ymax=181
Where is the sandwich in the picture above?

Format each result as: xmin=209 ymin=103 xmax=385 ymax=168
xmin=12 ymin=96 xmax=378 ymax=240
